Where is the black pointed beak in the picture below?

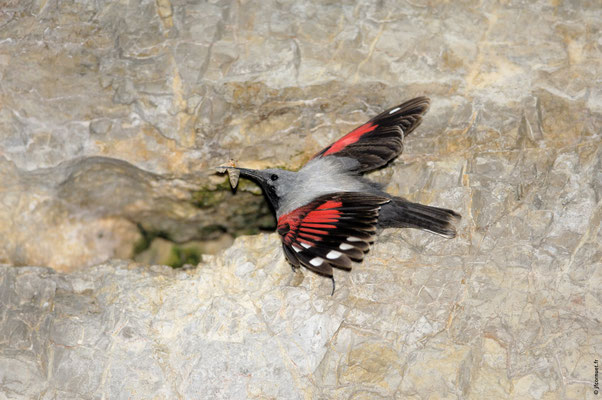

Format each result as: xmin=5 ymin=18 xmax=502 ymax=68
xmin=231 ymin=168 xmax=268 ymax=185
xmin=215 ymin=166 xmax=269 ymax=188
xmin=233 ymin=167 xmax=259 ymax=179
xmin=217 ymin=167 xmax=280 ymax=210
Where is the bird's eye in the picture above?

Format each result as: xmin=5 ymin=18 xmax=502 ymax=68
xmin=270 ymin=174 xmax=279 ymax=181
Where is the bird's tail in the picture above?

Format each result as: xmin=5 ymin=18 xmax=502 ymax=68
xmin=378 ymin=197 xmax=461 ymax=238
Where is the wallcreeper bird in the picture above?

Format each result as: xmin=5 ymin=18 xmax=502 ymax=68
xmin=219 ymin=97 xmax=460 ymax=291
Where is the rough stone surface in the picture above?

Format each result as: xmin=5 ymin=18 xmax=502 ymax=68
xmin=2 ymin=0 xmax=598 ymax=270
xmin=0 ymin=0 xmax=601 ymax=398
xmin=1 ymin=212 xmax=600 ymax=399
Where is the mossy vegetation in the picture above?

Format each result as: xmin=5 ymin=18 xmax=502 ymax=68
xmin=166 ymin=245 xmax=201 ymax=269
xmin=191 ymin=180 xmax=232 ymax=208
xmin=133 ymin=235 xmax=203 ymax=269
xmin=192 ymin=189 xmax=226 ymax=209
xmin=132 ymin=224 xmax=171 ymax=256
xmin=131 ymin=176 xmax=278 ymax=268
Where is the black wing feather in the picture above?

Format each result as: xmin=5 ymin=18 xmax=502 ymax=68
xmin=313 ymin=97 xmax=430 ymax=172
xmin=277 ymin=192 xmax=390 ymax=277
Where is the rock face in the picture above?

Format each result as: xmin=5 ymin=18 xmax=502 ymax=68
xmin=1 ymin=217 xmax=600 ymax=399
xmin=1 ymin=0 xmax=597 ymax=271
xmin=0 ymin=0 xmax=601 ymax=398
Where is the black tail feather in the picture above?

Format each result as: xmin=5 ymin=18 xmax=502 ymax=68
xmin=378 ymin=197 xmax=461 ymax=238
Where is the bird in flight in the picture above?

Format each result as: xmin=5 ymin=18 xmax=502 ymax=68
xmin=218 ymin=97 xmax=460 ymax=291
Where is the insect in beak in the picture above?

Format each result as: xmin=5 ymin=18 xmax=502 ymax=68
xmin=216 ymin=166 xmax=241 ymax=188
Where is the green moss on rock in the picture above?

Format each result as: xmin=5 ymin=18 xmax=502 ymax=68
xmin=166 ymin=245 xmax=201 ymax=269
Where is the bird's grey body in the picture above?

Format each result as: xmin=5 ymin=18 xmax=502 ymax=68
xmin=219 ymin=97 xmax=460 ymax=284
xmin=259 ymin=156 xmax=458 ymax=238
xmin=268 ymin=157 xmax=374 ymax=217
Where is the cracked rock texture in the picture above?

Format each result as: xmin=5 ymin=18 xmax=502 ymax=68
xmin=0 ymin=0 xmax=601 ymax=398
xmin=1 ymin=213 xmax=601 ymax=399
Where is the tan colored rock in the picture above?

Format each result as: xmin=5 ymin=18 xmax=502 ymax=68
xmin=0 ymin=0 xmax=600 ymax=398
xmin=1 ymin=0 xmax=598 ymax=270
xmin=1 ymin=219 xmax=598 ymax=398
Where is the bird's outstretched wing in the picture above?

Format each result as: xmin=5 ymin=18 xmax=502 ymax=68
xmin=276 ymin=192 xmax=390 ymax=277
xmin=312 ymin=97 xmax=430 ymax=173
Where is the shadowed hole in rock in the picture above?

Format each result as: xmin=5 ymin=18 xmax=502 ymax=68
xmin=1 ymin=156 xmax=277 ymax=271
xmin=132 ymin=182 xmax=277 ymax=269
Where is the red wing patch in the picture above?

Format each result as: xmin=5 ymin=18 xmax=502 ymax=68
xmin=312 ymin=97 xmax=431 ymax=172
xmin=322 ymin=123 xmax=377 ymax=156
xmin=276 ymin=192 xmax=390 ymax=277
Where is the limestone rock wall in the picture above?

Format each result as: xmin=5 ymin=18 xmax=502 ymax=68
xmin=2 ymin=0 xmax=597 ymax=271
xmin=1 ymin=215 xmax=600 ymax=399
xmin=0 ymin=0 xmax=600 ymax=398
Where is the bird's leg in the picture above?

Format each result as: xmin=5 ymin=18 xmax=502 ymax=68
xmin=330 ymin=276 xmax=336 ymax=296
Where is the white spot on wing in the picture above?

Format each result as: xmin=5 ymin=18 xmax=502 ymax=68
xmin=347 ymin=236 xmax=362 ymax=242
xmin=310 ymin=257 xmax=323 ymax=267
xmin=292 ymin=244 xmax=302 ymax=253
xmin=326 ymin=250 xmax=342 ymax=259
xmin=339 ymin=243 xmax=354 ymax=250
xmin=301 ymin=242 xmax=311 ymax=249
xmin=389 ymin=107 xmax=401 ymax=114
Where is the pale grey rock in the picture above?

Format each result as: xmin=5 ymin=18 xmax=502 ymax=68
xmin=0 ymin=0 xmax=601 ymax=398
xmin=0 ymin=202 xmax=600 ymax=399
xmin=1 ymin=0 xmax=600 ymax=270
